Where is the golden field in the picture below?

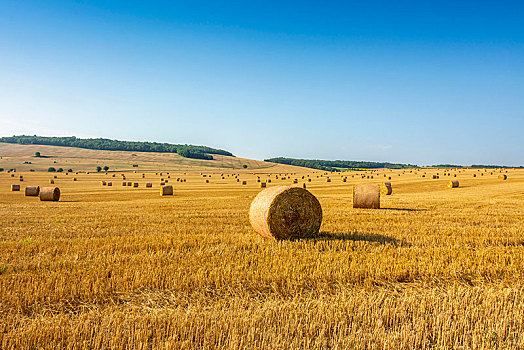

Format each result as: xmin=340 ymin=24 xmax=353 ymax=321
xmin=1 ymin=145 xmax=524 ymax=349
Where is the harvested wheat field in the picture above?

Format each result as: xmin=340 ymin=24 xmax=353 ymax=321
xmin=1 ymin=153 xmax=524 ymax=349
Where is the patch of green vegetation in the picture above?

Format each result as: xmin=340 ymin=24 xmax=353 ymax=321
xmin=265 ymin=157 xmax=417 ymax=172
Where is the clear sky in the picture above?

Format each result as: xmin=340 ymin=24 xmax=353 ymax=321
xmin=1 ymin=1 xmax=523 ymax=166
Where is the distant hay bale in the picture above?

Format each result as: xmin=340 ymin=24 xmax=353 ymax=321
xmin=146 ymin=183 xmax=152 ymax=188
xmin=53 ymin=175 xmax=57 ymax=179
xmin=39 ymin=187 xmax=60 ymax=201
xmin=432 ymin=175 xmax=437 ymax=179
xmin=249 ymin=186 xmax=322 ymax=240
xmin=101 ymin=181 xmax=106 ymax=186
xmin=382 ymin=182 xmax=392 ymax=195
xmin=454 ymin=174 xmax=457 ymax=177
xmin=133 ymin=182 xmax=138 ymax=188
xmin=499 ymin=174 xmax=508 ymax=180
xmin=302 ymin=183 xmax=307 ymax=189
xmin=353 ymin=184 xmax=380 ymax=209
xmin=160 ymin=185 xmax=173 ymax=196
xmin=112 ymin=174 xmax=116 ymax=177
xmin=206 ymin=180 xmax=209 ymax=183
xmin=268 ymin=179 xmax=272 ymax=183
xmin=448 ymin=180 xmax=459 ymax=188
xmin=242 ymin=181 xmax=247 ymax=185
xmin=473 ymin=174 xmax=476 ymax=177
xmin=11 ymin=184 xmax=20 ymax=191
xmin=72 ymin=178 xmax=77 ymax=181
xmin=160 ymin=181 xmax=165 ymax=185
xmin=127 ymin=182 xmax=132 ymax=186
xmin=49 ymin=179 xmax=55 ymax=184
xmin=388 ymin=176 xmax=392 ymax=180
xmin=293 ymin=179 xmax=298 ymax=184
xmin=122 ymin=182 xmax=127 ymax=186
xmin=107 ymin=182 xmax=112 ymax=186
xmin=259 ymin=182 xmax=267 ymax=188
xmin=25 ymin=186 xmax=40 ymax=196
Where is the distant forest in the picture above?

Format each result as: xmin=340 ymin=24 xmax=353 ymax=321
xmin=0 ymin=135 xmax=234 ymax=160
xmin=265 ymin=157 xmax=417 ymax=172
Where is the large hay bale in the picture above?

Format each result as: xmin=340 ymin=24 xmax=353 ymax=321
xmin=499 ymin=174 xmax=508 ymax=180
xmin=249 ymin=186 xmax=322 ymax=240
xmin=353 ymin=184 xmax=380 ymax=209
xmin=11 ymin=184 xmax=20 ymax=191
xmin=25 ymin=186 xmax=40 ymax=196
xmin=448 ymin=180 xmax=459 ymax=188
xmin=161 ymin=185 xmax=173 ymax=196
xmin=382 ymin=182 xmax=392 ymax=195
xmin=40 ymin=187 xmax=60 ymax=201
xmin=146 ymin=183 xmax=152 ymax=188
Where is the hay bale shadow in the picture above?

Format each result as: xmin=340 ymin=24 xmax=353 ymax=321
xmin=297 ymin=231 xmax=410 ymax=246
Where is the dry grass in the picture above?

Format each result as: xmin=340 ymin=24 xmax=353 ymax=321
xmin=1 ymin=156 xmax=524 ymax=348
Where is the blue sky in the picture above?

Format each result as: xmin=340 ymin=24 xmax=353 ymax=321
xmin=1 ymin=1 xmax=523 ymax=165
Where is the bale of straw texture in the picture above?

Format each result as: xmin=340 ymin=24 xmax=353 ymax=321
xmin=353 ymin=184 xmax=380 ymax=209
xmin=259 ymin=182 xmax=267 ymax=188
xmin=382 ymin=182 xmax=392 ymax=195
xmin=25 ymin=186 xmax=40 ymax=196
xmin=499 ymin=174 xmax=508 ymax=180
xmin=160 ymin=185 xmax=173 ymax=196
xmin=49 ymin=179 xmax=55 ymax=184
xmin=448 ymin=180 xmax=459 ymax=188
xmin=11 ymin=184 xmax=21 ymax=191
xmin=39 ymin=187 xmax=60 ymax=201
xmin=249 ymin=186 xmax=322 ymax=240
xmin=146 ymin=183 xmax=152 ymax=188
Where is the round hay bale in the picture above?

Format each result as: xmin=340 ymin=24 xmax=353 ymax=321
xmin=432 ymin=175 xmax=437 ymax=179
xmin=499 ymin=174 xmax=508 ymax=180
xmin=160 ymin=181 xmax=165 ymax=185
xmin=107 ymin=182 xmax=112 ymax=186
xmin=101 ymin=181 xmax=106 ymax=186
xmin=249 ymin=186 xmax=322 ymax=240
xmin=382 ymin=182 xmax=392 ymax=195
xmin=448 ymin=180 xmax=459 ymax=188
xmin=353 ymin=184 xmax=380 ymax=209
xmin=122 ymin=182 xmax=127 ymax=186
xmin=72 ymin=178 xmax=77 ymax=181
xmin=259 ymin=182 xmax=267 ymax=188
xmin=49 ymin=179 xmax=55 ymax=184
xmin=146 ymin=183 xmax=152 ymax=188
xmin=11 ymin=184 xmax=20 ymax=191
xmin=473 ymin=174 xmax=476 ymax=177
xmin=242 ymin=181 xmax=247 ymax=185
xmin=302 ymin=183 xmax=307 ymax=189
xmin=25 ymin=186 xmax=40 ymax=196
xmin=326 ymin=178 xmax=331 ymax=182
xmin=160 ymin=185 xmax=173 ymax=196
xmin=133 ymin=182 xmax=139 ymax=188
xmin=40 ymin=187 xmax=60 ymax=201
xmin=127 ymin=182 xmax=132 ymax=186
xmin=53 ymin=175 xmax=57 ymax=179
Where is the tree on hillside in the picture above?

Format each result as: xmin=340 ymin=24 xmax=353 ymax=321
xmin=103 ymin=166 xmax=109 ymax=171
xmin=57 ymin=168 xmax=64 ymax=172
xmin=67 ymin=169 xmax=73 ymax=172
xmin=48 ymin=167 xmax=56 ymax=172
xmin=243 ymin=165 xmax=248 ymax=168
xmin=96 ymin=166 xmax=102 ymax=172
xmin=34 ymin=152 xmax=41 ymax=157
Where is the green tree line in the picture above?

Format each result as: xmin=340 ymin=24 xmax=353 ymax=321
xmin=265 ymin=157 xmax=417 ymax=172
xmin=0 ymin=135 xmax=233 ymax=160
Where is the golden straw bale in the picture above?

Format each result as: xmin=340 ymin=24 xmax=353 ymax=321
xmin=11 ymin=184 xmax=20 ymax=191
xmin=353 ymin=184 xmax=380 ymax=209
xmin=160 ymin=185 xmax=173 ymax=196
xmin=72 ymin=178 xmax=77 ymax=181
xmin=133 ymin=183 xmax=138 ymax=188
xmin=499 ymin=174 xmax=508 ymax=180
xmin=249 ymin=186 xmax=322 ymax=240
xmin=101 ymin=181 xmax=106 ymax=186
xmin=49 ymin=179 xmax=54 ymax=184
xmin=146 ymin=183 xmax=152 ymax=188
xmin=107 ymin=182 xmax=112 ymax=186
xmin=25 ymin=186 xmax=40 ymax=196
xmin=39 ymin=187 xmax=60 ymax=201
xmin=259 ymin=182 xmax=267 ymax=188
xmin=127 ymin=182 xmax=132 ymax=186
xmin=448 ymin=180 xmax=459 ymax=188
xmin=122 ymin=182 xmax=127 ymax=186
xmin=242 ymin=181 xmax=247 ymax=185
xmin=382 ymin=182 xmax=392 ymax=195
